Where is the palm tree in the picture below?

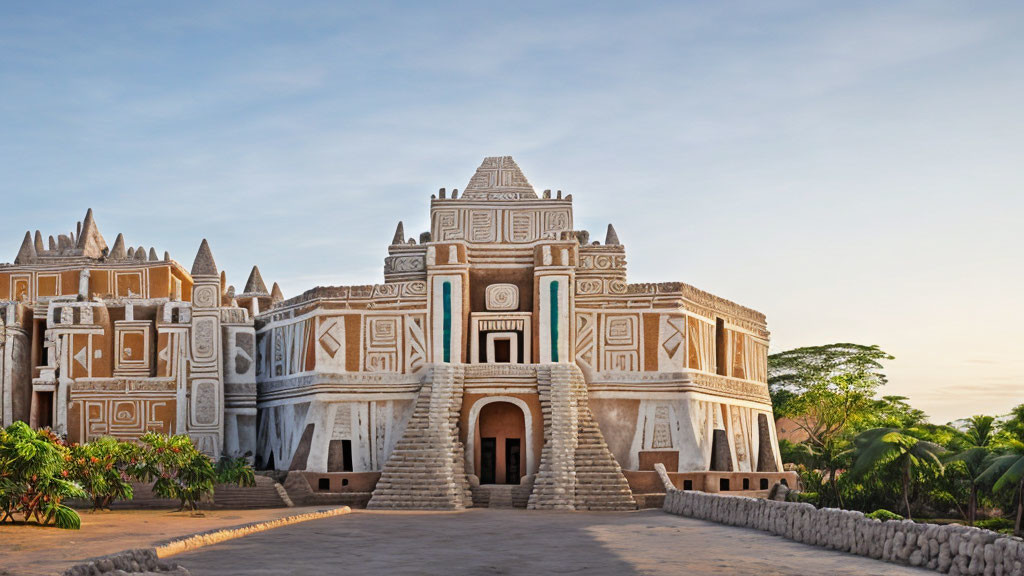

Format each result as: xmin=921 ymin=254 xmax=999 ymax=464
xmin=976 ymin=438 xmax=1024 ymax=537
xmin=947 ymin=416 xmax=997 ymax=525
xmin=851 ymin=427 xmax=946 ymax=520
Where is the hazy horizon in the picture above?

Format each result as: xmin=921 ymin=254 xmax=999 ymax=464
xmin=1 ymin=2 xmax=1021 ymax=423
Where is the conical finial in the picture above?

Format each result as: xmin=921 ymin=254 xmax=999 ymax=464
xmin=271 ymin=282 xmax=284 ymax=303
xmin=77 ymin=208 xmax=107 ymax=258
xmin=126 ymin=247 xmax=135 ymax=259
xmin=134 ymin=245 xmax=146 ymax=260
xmin=34 ymin=231 xmax=44 ymax=253
xmin=392 ymin=221 xmax=405 ymax=245
xmin=48 ymin=235 xmax=56 ymax=251
xmin=244 ymin=265 xmax=269 ymax=295
xmin=605 ymin=223 xmax=620 ymax=246
xmin=163 ymin=251 xmax=170 ymax=261
xmin=15 ymin=231 xmax=36 ymax=264
xmin=190 ymin=239 xmax=218 ymax=276
xmin=220 ymin=271 xmax=228 ymax=295
xmin=148 ymin=247 xmax=158 ymax=261
xmin=109 ymin=234 xmax=126 ymax=259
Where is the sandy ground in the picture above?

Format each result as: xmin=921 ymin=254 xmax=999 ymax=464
xmin=174 ymin=508 xmax=932 ymax=576
xmin=0 ymin=506 xmax=332 ymax=576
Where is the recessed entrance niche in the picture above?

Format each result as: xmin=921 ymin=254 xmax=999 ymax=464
xmin=475 ymin=401 xmax=525 ymax=485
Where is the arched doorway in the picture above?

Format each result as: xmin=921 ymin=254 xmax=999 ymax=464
xmin=474 ymin=401 xmax=526 ymax=485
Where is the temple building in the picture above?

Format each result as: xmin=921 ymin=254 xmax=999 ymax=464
xmin=0 ymin=157 xmax=793 ymax=509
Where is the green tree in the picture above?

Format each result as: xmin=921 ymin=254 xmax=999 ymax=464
xmin=976 ymin=405 xmax=1024 ymax=536
xmin=946 ymin=416 xmax=997 ymax=525
xmin=851 ymin=427 xmax=946 ymax=520
xmin=769 ymin=344 xmax=894 ymax=507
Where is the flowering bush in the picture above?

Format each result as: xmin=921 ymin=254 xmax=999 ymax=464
xmin=68 ymin=436 xmax=139 ymax=510
xmin=0 ymin=423 xmax=257 ymax=526
xmin=0 ymin=422 xmax=85 ymax=529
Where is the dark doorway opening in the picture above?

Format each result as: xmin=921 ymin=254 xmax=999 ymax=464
xmin=505 ymin=438 xmax=521 ymax=484
xmin=35 ymin=391 xmax=53 ymax=428
xmin=480 ymin=437 xmax=497 ymax=484
xmin=328 ymin=439 xmax=354 ymax=472
xmin=493 ymin=339 xmax=511 ymax=363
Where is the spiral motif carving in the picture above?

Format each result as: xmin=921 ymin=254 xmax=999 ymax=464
xmin=485 ymin=283 xmax=519 ymax=311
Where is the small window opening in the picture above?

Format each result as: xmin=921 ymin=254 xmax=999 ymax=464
xmin=760 ymin=478 xmax=769 ymax=490
xmin=683 ymin=479 xmax=693 ymax=491
xmin=742 ymin=478 xmax=750 ymax=490
xmin=318 ymin=478 xmax=330 ymax=491
xmin=341 ymin=478 xmax=349 ymax=487
xmin=719 ymin=478 xmax=730 ymax=491
xmin=715 ymin=317 xmax=727 ymax=376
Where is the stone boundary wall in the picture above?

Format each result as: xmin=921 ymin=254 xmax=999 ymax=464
xmin=60 ymin=507 xmax=351 ymax=576
xmin=661 ymin=480 xmax=1024 ymax=575
xmin=60 ymin=548 xmax=188 ymax=576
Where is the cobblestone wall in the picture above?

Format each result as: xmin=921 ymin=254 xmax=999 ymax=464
xmin=662 ymin=485 xmax=1024 ymax=575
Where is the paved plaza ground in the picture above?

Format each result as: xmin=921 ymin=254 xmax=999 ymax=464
xmin=175 ymin=508 xmax=931 ymax=576
xmin=0 ymin=507 xmax=331 ymax=576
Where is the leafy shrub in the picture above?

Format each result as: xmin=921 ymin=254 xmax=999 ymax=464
xmin=132 ymin=433 xmax=215 ymax=511
xmin=866 ymin=509 xmax=904 ymax=521
xmin=216 ymin=456 xmax=257 ymax=488
xmin=68 ymin=436 xmax=138 ymax=510
xmin=0 ymin=422 xmax=86 ymax=529
xmin=132 ymin=433 xmax=256 ymax=510
xmin=975 ymin=517 xmax=1013 ymax=532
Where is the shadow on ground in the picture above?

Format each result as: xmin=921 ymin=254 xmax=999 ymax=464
xmin=174 ymin=509 xmax=931 ymax=576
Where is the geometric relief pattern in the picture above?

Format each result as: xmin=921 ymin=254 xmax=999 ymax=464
xmin=651 ymin=404 xmax=673 ymax=449
xmin=404 ymin=315 xmax=427 ymax=373
xmin=687 ymin=317 xmax=715 ymax=373
xmin=574 ymin=313 xmax=596 ymax=371
xmin=78 ymin=397 xmax=173 ymax=441
xmin=602 ymin=314 xmax=638 ymax=372
xmin=365 ymin=316 xmax=401 ymax=372
xmin=658 ymin=315 xmax=686 ymax=371
xmin=317 ymin=317 xmax=344 ymax=358
xmin=191 ymin=379 xmax=220 ymax=427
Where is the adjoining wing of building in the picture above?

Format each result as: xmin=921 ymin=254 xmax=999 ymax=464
xmin=0 ymin=157 xmax=795 ymax=509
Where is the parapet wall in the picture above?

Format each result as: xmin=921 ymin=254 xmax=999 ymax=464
xmin=661 ymin=487 xmax=1024 ymax=575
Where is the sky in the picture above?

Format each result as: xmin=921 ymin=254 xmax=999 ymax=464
xmin=1 ymin=1 xmax=1021 ymax=423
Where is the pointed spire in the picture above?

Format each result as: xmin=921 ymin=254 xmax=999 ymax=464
xmin=163 ymin=251 xmax=170 ymax=261
xmin=48 ymin=236 xmax=56 ymax=251
xmin=15 ymin=231 xmax=36 ymax=264
xmin=605 ymin=223 xmax=620 ymax=246
xmin=220 ymin=271 xmax=228 ymax=295
xmin=148 ymin=247 xmax=158 ymax=261
xmin=33 ymin=231 xmax=44 ymax=254
xmin=391 ymin=221 xmax=405 ymax=245
xmin=271 ymin=282 xmax=284 ymax=303
xmin=109 ymin=234 xmax=126 ymax=259
xmin=77 ymin=208 xmax=107 ymax=258
xmin=190 ymin=239 xmax=218 ymax=276
xmin=244 ymin=265 xmax=268 ymax=295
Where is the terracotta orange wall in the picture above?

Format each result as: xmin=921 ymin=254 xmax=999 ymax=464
xmin=468 ymin=268 xmax=534 ymax=313
xmin=476 ymin=402 xmax=525 ymax=483
xmin=460 ymin=393 xmax=543 ymax=484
